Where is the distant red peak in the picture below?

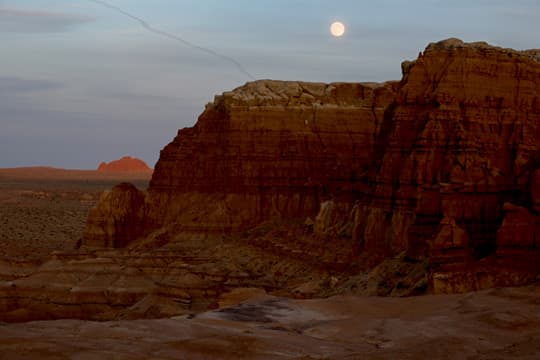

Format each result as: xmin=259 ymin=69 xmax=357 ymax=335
xmin=97 ymin=156 xmax=152 ymax=173
xmin=97 ymin=162 xmax=107 ymax=171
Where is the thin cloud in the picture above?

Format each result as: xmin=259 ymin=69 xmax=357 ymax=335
xmin=0 ymin=76 xmax=63 ymax=94
xmin=0 ymin=8 xmax=95 ymax=33
xmin=87 ymin=0 xmax=255 ymax=81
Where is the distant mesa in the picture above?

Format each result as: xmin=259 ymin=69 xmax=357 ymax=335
xmin=97 ymin=156 xmax=152 ymax=173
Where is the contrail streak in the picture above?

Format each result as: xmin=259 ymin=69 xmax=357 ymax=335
xmin=87 ymin=0 xmax=255 ymax=80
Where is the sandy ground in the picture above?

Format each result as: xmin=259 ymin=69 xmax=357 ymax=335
xmin=1 ymin=286 xmax=539 ymax=359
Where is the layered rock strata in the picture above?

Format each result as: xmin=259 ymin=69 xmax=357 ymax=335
xmin=84 ymin=39 xmax=540 ymax=292
xmin=0 ymin=229 xmax=361 ymax=322
xmin=144 ymin=80 xmax=398 ymax=233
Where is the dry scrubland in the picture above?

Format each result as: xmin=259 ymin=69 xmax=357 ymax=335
xmin=0 ymin=168 xmax=149 ymax=261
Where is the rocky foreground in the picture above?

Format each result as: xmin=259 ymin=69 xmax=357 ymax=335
xmin=1 ymin=39 xmax=540 ymax=323
xmin=1 ymin=286 xmax=539 ymax=359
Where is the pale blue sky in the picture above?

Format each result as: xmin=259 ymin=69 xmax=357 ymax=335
xmin=1 ymin=0 xmax=539 ymax=168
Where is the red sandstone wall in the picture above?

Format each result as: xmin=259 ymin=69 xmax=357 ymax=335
xmin=83 ymin=40 xmax=540 ymax=291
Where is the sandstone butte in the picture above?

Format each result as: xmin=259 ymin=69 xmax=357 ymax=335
xmin=97 ymin=156 xmax=153 ymax=173
xmin=2 ymin=39 xmax=540 ymax=322
xmin=84 ymin=39 xmax=540 ymax=291
xmin=86 ymin=38 xmax=540 ymax=290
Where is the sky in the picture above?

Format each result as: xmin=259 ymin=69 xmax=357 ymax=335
xmin=1 ymin=0 xmax=539 ymax=169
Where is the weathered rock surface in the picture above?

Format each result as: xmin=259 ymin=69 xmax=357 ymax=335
xmin=2 ymin=287 xmax=540 ymax=359
xmin=144 ymin=80 xmax=397 ymax=234
xmin=97 ymin=156 xmax=153 ymax=173
xmin=1 ymin=226 xmax=361 ymax=322
xmin=496 ymin=202 xmax=540 ymax=267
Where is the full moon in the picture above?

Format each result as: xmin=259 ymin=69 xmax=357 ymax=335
xmin=330 ymin=21 xmax=346 ymax=37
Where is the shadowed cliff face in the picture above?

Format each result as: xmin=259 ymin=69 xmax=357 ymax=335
xmin=366 ymin=39 xmax=540 ymax=291
xmin=365 ymin=40 xmax=540 ymax=252
xmin=81 ymin=38 xmax=540 ymax=293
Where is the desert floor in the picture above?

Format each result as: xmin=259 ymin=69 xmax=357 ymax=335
xmin=0 ymin=167 xmax=149 ymax=261
xmin=0 ymin=168 xmax=539 ymax=359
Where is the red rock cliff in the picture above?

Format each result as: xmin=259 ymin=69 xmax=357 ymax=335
xmin=83 ymin=39 xmax=540 ymax=292
xmin=143 ymin=80 xmax=397 ymax=232
xmin=358 ymin=39 xmax=540 ymax=254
